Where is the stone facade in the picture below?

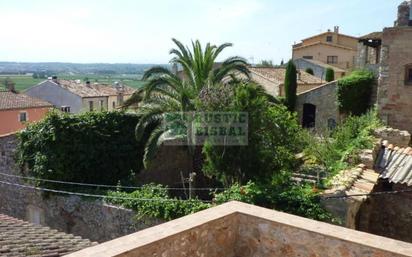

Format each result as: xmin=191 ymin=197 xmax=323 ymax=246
xmin=295 ymin=81 xmax=340 ymax=130
xmin=67 ymin=201 xmax=412 ymax=257
xmin=0 ymin=134 xmax=161 ymax=243
xmin=378 ymin=26 xmax=412 ymax=133
xmin=377 ymin=1 xmax=412 ymax=134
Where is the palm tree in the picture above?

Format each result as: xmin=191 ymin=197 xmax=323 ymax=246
xmin=125 ymin=38 xmax=250 ymax=168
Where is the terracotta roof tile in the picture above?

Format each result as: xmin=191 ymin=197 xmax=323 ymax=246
xmin=250 ymin=67 xmax=323 ymax=84
xmin=0 ymin=91 xmax=53 ymax=111
xmin=0 ymin=213 xmax=96 ymax=257
xmin=46 ymin=80 xmax=136 ymax=98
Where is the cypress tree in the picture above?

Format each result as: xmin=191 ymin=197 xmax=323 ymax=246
xmin=284 ymin=60 xmax=297 ymax=112
xmin=325 ymin=68 xmax=335 ymax=82
xmin=305 ymin=68 xmax=314 ymax=75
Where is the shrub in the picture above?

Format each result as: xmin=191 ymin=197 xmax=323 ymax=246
xmin=202 ymin=83 xmax=303 ymax=186
xmin=303 ymin=110 xmax=382 ymax=176
xmin=16 ymin=111 xmax=149 ymax=187
xmin=305 ymin=68 xmax=314 ymax=75
xmin=284 ymin=60 xmax=297 ymax=111
xmin=325 ymin=68 xmax=335 ymax=82
xmin=337 ymin=70 xmax=375 ymax=115
xmin=106 ymin=184 xmax=210 ymax=220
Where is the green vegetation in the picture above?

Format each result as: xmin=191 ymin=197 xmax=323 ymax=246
xmin=126 ymin=38 xmax=250 ymax=167
xmin=303 ymin=110 xmax=382 ymax=178
xmin=202 ymin=83 xmax=302 ymax=186
xmin=106 ymin=184 xmax=209 ymax=220
xmin=284 ymin=60 xmax=297 ymax=112
xmin=337 ymin=70 xmax=375 ymax=116
xmin=16 ymin=111 xmax=149 ymax=187
xmin=305 ymin=68 xmax=314 ymax=75
xmin=0 ymin=74 xmax=146 ymax=92
xmin=256 ymin=60 xmax=274 ymax=67
xmin=325 ymin=68 xmax=335 ymax=82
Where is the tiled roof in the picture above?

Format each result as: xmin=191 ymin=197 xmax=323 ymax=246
xmin=375 ymin=142 xmax=412 ymax=185
xmin=44 ymin=80 xmax=136 ymax=98
xmin=250 ymin=67 xmax=323 ymax=85
xmin=359 ymin=32 xmax=383 ymax=41
xmin=298 ymin=59 xmax=346 ymax=73
xmin=0 ymin=90 xmax=52 ymax=111
xmin=0 ymin=213 xmax=96 ymax=257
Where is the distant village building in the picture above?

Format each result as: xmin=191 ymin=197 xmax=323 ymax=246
xmin=25 ymin=78 xmax=136 ymax=114
xmin=292 ymin=26 xmax=358 ymax=71
xmin=294 ymin=58 xmax=347 ymax=80
xmin=0 ymin=89 xmax=52 ymax=135
xmin=249 ymin=67 xmax=323 ymax=97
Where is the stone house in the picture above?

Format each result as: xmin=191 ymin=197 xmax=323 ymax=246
xmin=0 ymin=89 xmax=52 ymax=135
xmin=356 ymin=1 xmax=412 ymax=134
xmin=25 ymin=78 xmax=135 ymax=114
xmin=249 ymin=67 xmax=323 ymax=97
xmin=292 ymin=26 xmax=358 ymax=70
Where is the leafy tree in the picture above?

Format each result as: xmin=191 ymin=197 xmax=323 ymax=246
xmin=325 ymin=68 xmax=335 ymax=82
xmin=125 ymin=38 xmax=250 ymax=167
xmin=32 ymin=73 xmax=39 ymax=79
xmin=305 ymin=68 xmax=314 ymax=75
xmin=280 ymin=59 xmax=284 ymax=66
xmin=1 ymin=77 xmax=16 ymax=92
xmin=284 ymin=60 xmax=297 ymax=112
xmin=202 ymin=83 xmax=302 ymax=186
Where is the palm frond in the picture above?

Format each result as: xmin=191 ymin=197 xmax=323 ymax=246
xmin=143 ymin=127 xmax=167 ymax=168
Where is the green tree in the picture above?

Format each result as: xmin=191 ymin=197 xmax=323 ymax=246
xmin=202 ymin=83 xmax=302 ymax=186
xmin=125 ymin=38 xmax=250 ymax=167
xmin=305 ymin=68 xmax=314 ymax=75
xmin=284 ymin=61 xmax=297 ymax=112
xmin=325 ymin=68 xmax=335 ymax=82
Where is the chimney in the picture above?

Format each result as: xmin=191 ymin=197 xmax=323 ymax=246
xmin=52 ymin=76 xmax=58 ymax=84
xmin=334 ymin=26 xmax=339 ymax=33
xmin=86 ymin=81 xmax=91 ymax=87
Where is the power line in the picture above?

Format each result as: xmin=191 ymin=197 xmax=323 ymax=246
xmin=322 ymin=188 xmax=412 ymax=199
xmin=0 ymin=180 xmax=212 ymax=203
xmin=0 ymin=172 xmax=226 ymax=191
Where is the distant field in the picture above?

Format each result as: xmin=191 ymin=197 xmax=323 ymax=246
xmin=0 ymin=74 xmax=146 ymax=92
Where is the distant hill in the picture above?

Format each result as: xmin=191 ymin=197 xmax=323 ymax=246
xmin=0 ymin=62 xmax=169 ymax=75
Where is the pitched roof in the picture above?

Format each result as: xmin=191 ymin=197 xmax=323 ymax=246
xmin=0 ymin=213 xmax=96 ymax=256
xmin=298 ymin=31 xmax=359 ymax=43
xmin=41 ymin=80 xmax=136 ymax=98
xmin=297 ymin=58 xmax=346 ymax=73
xmin=293 ymin=41 xmax=356 ymax=51
xmin=250 ymin=67 xmax=323 ymax=85
xmin=359 ymin=32 xmax=383 ymax=41
xmin=0 ymin=90 xmax=52 ymax=111
xmin=376 ymin=143 xmax=412 ymax=186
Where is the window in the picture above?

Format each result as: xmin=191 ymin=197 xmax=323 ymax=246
xmin=303 ymin=56 xmax=313 ymax=60
xmin=406 ymin=64 xmax=412 ymax=85
xmin=100 ymin=100 xmax=105 ymax=111
xmin=326 ymin=35 xmax=333 ymax=43
xmin=112 ymin=101 xmax=116 ymax=109
xmin=327 ymin=56 xmax=338 ymax=64
xmin=60 ymin=106 xmax=71 ymax=113
xmin=19 ymin=112 xmax=27 ymax=122
xmin=89 ymin=101 xmax=94 ymax=111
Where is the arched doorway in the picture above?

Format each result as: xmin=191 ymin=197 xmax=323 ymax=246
xmin=302 ymin=103 xmax=316 ymax=128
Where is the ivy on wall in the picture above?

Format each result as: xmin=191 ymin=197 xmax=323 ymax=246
xmin=16 ymin=111 xmax=149 ymax=187
xmin=337 ymin=70 xmax=375 ymax=116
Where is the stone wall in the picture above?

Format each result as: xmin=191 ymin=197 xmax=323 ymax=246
xmin=0 ymin=134 xmax=161 ymax=243
xmin=296 ymin=81 xmax=340 ymax=130
xmin=377 ymin=26 xmax=412 ymax=133
xmin=357 ymin=183 xmax=412 ymax=243
xmin=67 ymin=201 xmax=412 ymax=257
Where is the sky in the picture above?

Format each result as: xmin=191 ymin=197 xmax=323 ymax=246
xmin=0 ymin=0 xmax=400 ymax=64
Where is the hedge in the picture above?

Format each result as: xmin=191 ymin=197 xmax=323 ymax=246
xmin=336 ymin=70 xmax=375 ymax=116
xmin=16 ymin=111 xmax=149 ymax=187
